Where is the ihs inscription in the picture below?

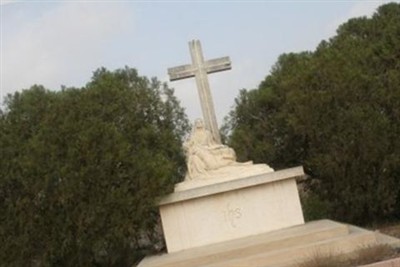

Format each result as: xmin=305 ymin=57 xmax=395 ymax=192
xmin=223 ymin=203 xmax=242 ymax=228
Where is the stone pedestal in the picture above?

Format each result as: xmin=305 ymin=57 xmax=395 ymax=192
xmin=159 ymin=166 xmax=305 ymax=253
xmin=139 ymin=220 xmax=400 ymax=267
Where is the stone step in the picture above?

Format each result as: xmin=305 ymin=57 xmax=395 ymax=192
xmin=210 ymin=225 xmax=377 ymax=267
xmin=279 ymin=225 xmax=400 ymax=267
xmin=358 ymin=257 xmax=400 ymax=267
xmin=138 ymin=220 xmax=350 ymax=267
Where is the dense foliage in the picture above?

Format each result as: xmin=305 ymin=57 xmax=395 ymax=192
xmin=226 ymin=3 xmax=400 ymax=224
xmin=0 ymin=67 xmax=189 ymax=266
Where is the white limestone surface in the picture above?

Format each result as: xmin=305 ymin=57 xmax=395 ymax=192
xmin=174 ymin=163 xmax=273 ymax=191
xmin=168 ymin=40 xmax=231 ymax=144
xmin=159 ymin=166 xmax=305 ymax=253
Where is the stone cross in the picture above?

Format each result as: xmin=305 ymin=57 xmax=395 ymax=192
xmin=168 ymin=40 xmax=231 ymax=144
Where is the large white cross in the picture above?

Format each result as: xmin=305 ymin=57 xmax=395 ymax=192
xmin=168 ymin=40 xmax=231 ymax=144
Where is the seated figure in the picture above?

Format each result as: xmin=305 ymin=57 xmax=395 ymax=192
xmin=183 ymin=119 xmax=251 ymax=180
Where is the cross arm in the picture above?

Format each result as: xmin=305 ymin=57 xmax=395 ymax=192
xmin=168 ymin=64 xmax=196 ymax=81
xmin=205 ymin=56 xmax=231 ymax=74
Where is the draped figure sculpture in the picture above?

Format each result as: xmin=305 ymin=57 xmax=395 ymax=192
xmin=184 ymin=119 xmax=238 ymax=179
xmin=183 ymin=119 xmax=273 ymax=181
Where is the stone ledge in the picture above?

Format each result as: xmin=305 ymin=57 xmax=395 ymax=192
xmin=159 ymin=166 xmax=304 ymax=205
xmin=358 ymin=257 xmax=400 ymax=267
xmin=139 ymin=220 xmax=346 ymax=267
xmin=139 ymin=220 xmax=400 ymax=267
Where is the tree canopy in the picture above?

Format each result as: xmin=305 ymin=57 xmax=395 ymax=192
xmin=225 ymin=3 xmax=400 ymax=224
xmin=0 ymin=67 xmax=189 ymax=266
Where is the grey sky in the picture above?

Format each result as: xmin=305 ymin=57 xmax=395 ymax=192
xmin=1 ymin=0 xmax=395 ymax=125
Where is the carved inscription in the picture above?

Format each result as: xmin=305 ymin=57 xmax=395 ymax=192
xmin=223 ymin=203 xmax=242 ymax=228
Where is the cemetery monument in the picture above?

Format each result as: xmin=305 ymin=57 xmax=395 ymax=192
xmin=138 ymin=40 xmax=400 ymax=267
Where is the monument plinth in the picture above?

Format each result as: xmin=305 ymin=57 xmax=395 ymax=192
xmin=160 ymin=167 xmax=305 ymax=253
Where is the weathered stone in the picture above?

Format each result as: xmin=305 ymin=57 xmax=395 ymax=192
xmin=159 ymin=167 xmax=305 ymax=252
xmin=168 ymin=40 xmax=231 ymax=144
xmin=138 ymin=220 xmax=400 ymax=267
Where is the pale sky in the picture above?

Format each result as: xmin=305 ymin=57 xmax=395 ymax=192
xmin=1 ymin=0 xmax=396 ymax=125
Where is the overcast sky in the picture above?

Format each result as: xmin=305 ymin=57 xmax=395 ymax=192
xmin=1 ymin=0 xmax=396 ymax=125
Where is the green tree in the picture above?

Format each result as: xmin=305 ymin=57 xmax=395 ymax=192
xmin=0 ymin=67 xmax=189 ymax=266
xmin=226 ymin=3 xmax=400 ymax=224
xmin=226 ymin=52 xmax=313 ymax=168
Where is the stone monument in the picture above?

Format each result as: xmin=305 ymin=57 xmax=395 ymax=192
xmin=138 ymin=40 xmax=400 ymax=267
xmin=161 ymin=40 xmax=304 ymax=252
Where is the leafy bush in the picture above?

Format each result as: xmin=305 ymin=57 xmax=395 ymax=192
xmin=0 ymin=67 xmax=189 ymax=266
xmin=226 ymin=3 xmax=400 ymax=224
xmin=300 ymin=189 xmax=331 ymax=222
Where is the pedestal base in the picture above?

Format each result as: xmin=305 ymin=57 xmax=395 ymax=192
xmin=159 ymin=166 xmax=305 ymax=253
xmin=138 ymin=220 xmax=400 ymax=267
